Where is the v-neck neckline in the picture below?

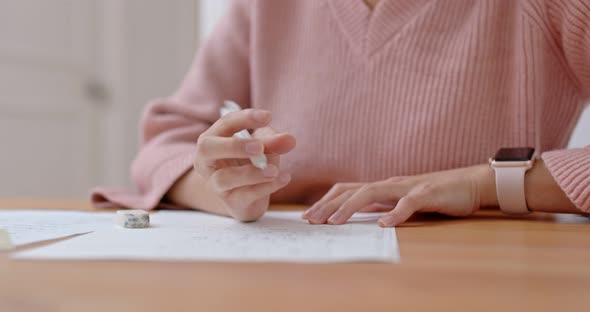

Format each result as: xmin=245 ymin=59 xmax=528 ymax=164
xmin=328 ymin=0 xmax=431 ymax=58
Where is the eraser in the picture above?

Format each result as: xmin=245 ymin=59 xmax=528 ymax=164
xmin=116 ymin=210 xmax=150 ymax=229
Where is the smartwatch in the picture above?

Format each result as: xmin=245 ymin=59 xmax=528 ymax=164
xmin=489 ymin=147 xmax=536 ymax=214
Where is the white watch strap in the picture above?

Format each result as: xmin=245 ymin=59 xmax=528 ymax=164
xmin=493 ymin=166 xmax=530 ymax=214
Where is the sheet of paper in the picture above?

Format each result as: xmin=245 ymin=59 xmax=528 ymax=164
xmin=15 ymin=211 xmax=399 ymax=263
xmin=0 ymin=210 xmax=113 ymax=246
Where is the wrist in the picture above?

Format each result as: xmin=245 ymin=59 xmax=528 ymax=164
xmin=167 ymin=168 xmax=229 ymax=216
xmin=474 ymin=164 xmax=499 ymax=208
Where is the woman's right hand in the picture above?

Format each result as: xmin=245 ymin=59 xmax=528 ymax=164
xmin=191 ymin=108 xmax=295 ymax=221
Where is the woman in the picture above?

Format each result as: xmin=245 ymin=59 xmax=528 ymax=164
xmin=93 ymin=0 xmax=590 ymax=227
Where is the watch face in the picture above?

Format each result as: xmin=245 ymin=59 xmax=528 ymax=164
xmin=494 ymin=147 xmax=535 ymax=161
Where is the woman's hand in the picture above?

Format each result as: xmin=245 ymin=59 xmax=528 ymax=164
xmin=302 ymin=165 xmax=495 ymax=227
xmin=191 ymin=108 xmax=295 ymax=221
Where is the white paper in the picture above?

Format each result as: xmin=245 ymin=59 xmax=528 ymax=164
xmin=16 ymin=211 xmax=399 ymax=263
xmin=0 ymin=210 xmax=113 ymax=246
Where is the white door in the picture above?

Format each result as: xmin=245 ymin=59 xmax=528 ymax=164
xmin=0 ymin=0 xmax=199 ymax=198
xmin=0 ymin=0 xmax=99 ymax=198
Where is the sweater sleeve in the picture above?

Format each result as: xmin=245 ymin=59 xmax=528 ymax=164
xmin=91 ymin=0 xmax=252 ymax=210
xmin=539 ymin=0 xmax=590 ymax=212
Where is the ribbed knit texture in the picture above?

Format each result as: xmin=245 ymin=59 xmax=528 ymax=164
xmin=92 ymin=0 xmax=590 ymax=212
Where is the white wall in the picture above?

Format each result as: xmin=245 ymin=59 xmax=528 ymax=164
xmin=569 ymin=107 xmax=590 ymax=148
xmin=199 ymin=0 xmax=230 ymax=39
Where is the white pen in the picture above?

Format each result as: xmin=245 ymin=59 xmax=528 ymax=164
xmin=219 ymin=100 xmax=268 ymax=170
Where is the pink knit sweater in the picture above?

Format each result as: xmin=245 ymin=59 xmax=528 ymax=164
xmin=92 ymin=0 xmax=590 ymax=212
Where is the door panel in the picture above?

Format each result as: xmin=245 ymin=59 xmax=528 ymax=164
xmin=0 ymin=0 xmax=95 ymax=198
xmin=0 ymin=0 xmax=199 ymax=198
xmin=0 ymin=117 xmax=91 ymax=197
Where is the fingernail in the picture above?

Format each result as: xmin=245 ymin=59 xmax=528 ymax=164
xmin=309 ymin=209 xmax=323 ymax=221
xmin=278 ymin=173 xmax=291 ymax=184
xmin=274 ymin=133 xmax=288 ymax=140
xmin=252 ymin=110 xmax=271 ymax=123
xmin=261 ymin=166 xmax=278 ymax=178
xmin=327 ymin=215 xmax=340 ymax=225
xmin=378 ymin=215 xmax=395 ymax=227
xmin=302 ymin=208 xmax=316 ymax=219
xmin=245 ymin=141 xmax=262 ymax=155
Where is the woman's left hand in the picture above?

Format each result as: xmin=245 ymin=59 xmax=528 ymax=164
xmin=302 ymin=164 xmax=496 ymax=227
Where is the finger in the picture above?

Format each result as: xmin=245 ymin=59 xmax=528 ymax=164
xmin=195 ymin=136 xmax=264 ymax=162
xmin=226 ymin=173 xmax=292 ymax=208
xmin=207 ymin=109 xmax=271 ymax=137
xmin=378 ymin=196 xmax=423 ymax=227
xmin=327 ymin=181 xmax=406 ymax=225
xmin=358 ymin=201 xmax=396 ymax=212
xmin=252 ymin=126 xmax=278 ymax=138
xmin=209 ymin=164 xmax=279 ymax=193
xmin=306 ymin=189 xmax=357 ymax=224
xmin=261 ymin=133 xmax=296 ymax=155
xmin=253 ymin=127 xmax=296 ymax=155
xmin=302 ymin=183 xmax=363 ymax=220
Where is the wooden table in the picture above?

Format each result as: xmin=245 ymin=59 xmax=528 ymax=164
xmin=1 ymin=199 xmax=589 ymax=312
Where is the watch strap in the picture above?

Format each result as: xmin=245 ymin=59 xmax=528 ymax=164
xmin=493 ymin=166 xmax=530 ymax=214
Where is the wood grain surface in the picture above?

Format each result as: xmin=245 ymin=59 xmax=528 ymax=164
xmin=1 ymin=199 xmax=589 ymax=312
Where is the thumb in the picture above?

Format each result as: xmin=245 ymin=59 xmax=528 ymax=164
xmin=253 ymin=127 xmax=296 ymax=155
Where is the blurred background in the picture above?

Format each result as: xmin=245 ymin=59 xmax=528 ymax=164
xmin=0 ymin=0 xmax=588 ymax=199
xmin=1 ymin=0 xmax=228 ymax=199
